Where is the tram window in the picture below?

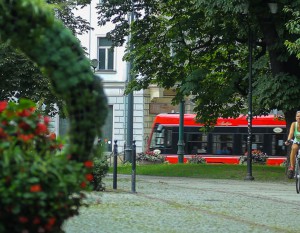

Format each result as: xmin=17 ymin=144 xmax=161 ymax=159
xmin=155 ymin=128 xmax=165 ymax=146
xmin=166 ymin=129 xmax=172 ymax=147
xmin=212 ymin=134 xmax=233 ymax=155
xmin=156 ymin=137 xmax=164 ymax=145
xmin=242 ymin=134 xmax=264 ymax=152
xmin=150 ymin=125 xmax=166 ymax=148
xmin=157 ymin=124 xmax=163 ymax=132
xmin=272 ymin=134 xmax=286 ymax=156
xmin=187 ymin=133 xmax=208 ymax=154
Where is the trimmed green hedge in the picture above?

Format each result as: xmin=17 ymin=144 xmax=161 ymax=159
xmin=0 ymin=0 xmax=107 ymax=162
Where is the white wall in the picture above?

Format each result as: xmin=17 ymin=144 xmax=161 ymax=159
xmin=71 ymin=1 xmax=146 ymax=153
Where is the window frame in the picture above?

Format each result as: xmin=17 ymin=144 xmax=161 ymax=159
xmin=97 ymin=37 xmax=115 ymax=72
xmin=211 ymin=133 xmax=234 ymax=155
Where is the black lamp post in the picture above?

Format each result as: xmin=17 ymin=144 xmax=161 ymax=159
xmin=125 ymin=1 xmax=135 ymax=164
xmin=245 ymin=24 xmax=254 ymax=181
xmin=177 ymin=100 xmax=185 ymax=163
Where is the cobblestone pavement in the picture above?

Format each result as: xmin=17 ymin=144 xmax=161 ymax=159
xmin=63 ymin=175 xmax=300 ymax=233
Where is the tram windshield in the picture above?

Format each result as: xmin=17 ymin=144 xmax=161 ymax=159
xmin=150 ymin=124 xmax=172 ymax=149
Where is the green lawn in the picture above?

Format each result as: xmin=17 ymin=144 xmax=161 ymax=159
xmin=110 ymin=163 xmax=290 ymax=182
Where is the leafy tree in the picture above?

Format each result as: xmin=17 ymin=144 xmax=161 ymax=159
xmin=97 ymin=0 xmax=300 ymax=128
xmin=0 ymin=42 xmax=64 ymax=116
xmin=0 ymin=0 xmax=92 ymax=116
xmin=285 ymin=7 xmax=300 ymax=58
xmin=47 ymin=0 xmax=92 ymax=36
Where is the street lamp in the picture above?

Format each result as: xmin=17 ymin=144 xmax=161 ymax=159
xmin=177 ymin=100 xmax=185 ymax=163
xmin=91 ymin=58 xmax=98 ymax=73
xmin=245 ymin=22 xmax=254 ymax=181
xmin=125 ymin=1 xmax=135 ymax=164
xmin=243 ymin=2 xmax=278 ymax=181
xmin=169 ymin=49 xmax=185 ymax=163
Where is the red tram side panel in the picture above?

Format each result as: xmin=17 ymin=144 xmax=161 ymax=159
xmin=147 ymin=114 xmax=287 ymax=166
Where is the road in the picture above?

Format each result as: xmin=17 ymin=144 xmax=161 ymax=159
xmin=64 ymin=175 xmax=300 ymax=233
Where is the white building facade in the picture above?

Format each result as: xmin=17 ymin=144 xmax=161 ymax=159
xmin=52 ymin=1 xmax=194 ymax=153
xmin=51 ymin=1 xmax=152 ymax=153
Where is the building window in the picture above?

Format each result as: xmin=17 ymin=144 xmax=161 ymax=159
xmin=98 ymin=37 xmax=114 ymax=71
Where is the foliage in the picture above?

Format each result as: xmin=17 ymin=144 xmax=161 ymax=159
xmin=284 ymin=6 xmax=300 ymax=59
xmin=239 ymin=150 xmax=268 ymax=165
xmin=137 ymin=150 xmax=165 ymax=163
xmin=0 ymin=0 xmax=107 ymax=162
xmin=0 ymin=42 xmax=64 ymax=116
xmin=187 ymin=155 xmax=206 ymax=164
xmin=97 ymin=0 xmax=300 ymax=127
xmin=0 ymin=99 xmax=93 ymax=233
xmin=0 ymin=0 xmax=92 ymax=116
xmin=92 ymin=155 xmax=109 ymax=191
xmin=47 ymin=0 xmax=92 ymax=36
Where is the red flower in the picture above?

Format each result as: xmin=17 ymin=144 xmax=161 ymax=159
xmin=80 ymin=181 xmax=87 ymax=188
xmin=18 ymin=134 xmax=34 ymax=142
xmin=47 ymin=217 xmax=56 ymax=226
xmin=44 ymin=217 xmax=56 ymax=231
xmin=50 ymin=143 xmax=63 ymax=151
xmin=58 ymin=143 xmax=63 ymax=150
xmin=17 ymin=109 xmax=31 ymax=117
xmin=48 ymin=132 xmax=56 ymax=140
xmin=30 ymin=184 xmax=42 ymax=192
xmin=33 ymin=217 xmax=41 ymax=225
xmin=19 ymin=216 xmax=29 ymax=223
xmin=0 ymin=101 xmax=7 ymax=112
xmin=35 ymin=123 xmax=48 ymax=135
xmin=85 ymin=173 xmax=94 ymax=181
xmin=0 ymin=128 xmax=7 ymax=139
xmin=84 ymin=161 xmax=94 ymax=168
xmin=44 ymin=116 xmax=50 ymax=125
xmin=29 ymin=107 xmax=36 ymax=112
xmin=18 ymin=121 xmax=31 ymax=130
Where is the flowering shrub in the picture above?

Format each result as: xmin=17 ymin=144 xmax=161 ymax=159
xmin=187 ymin=155 xmax=206 ymax=164
xmin=0 ymin=99 xmax=93 ymax=233
xmin=274 ymin=114 xmax=285 ymax=121
xmin=239 ymin=150 xmax=268 ymax=165
xmin=92 ymin=155 xmax=109 ymax=191
xmin=0 ymin=100 xmax=62 ymax=153
xmin=0 ymin=0 xmax=107 ymax=163
xmin=136 ymin=149 xmax=165 ymax=163
xmin=252 ymin=150 xmax=268 ymax=163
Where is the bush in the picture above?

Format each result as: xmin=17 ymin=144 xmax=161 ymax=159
xmin=92 ymin=155 xmax=109 ymax=191
xmin=136 ymin=149 xmax=165 ymax=163
xmin=0 ymin=99 xmax=92 ymax=233
xmin=187 ymin=155 xmax=206 ymax=164
xmin=239 ymin=150 xmax=268 ymax=165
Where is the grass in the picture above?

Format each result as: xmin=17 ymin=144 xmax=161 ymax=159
xmin=109 ymin=163 xmax=291 ymax=182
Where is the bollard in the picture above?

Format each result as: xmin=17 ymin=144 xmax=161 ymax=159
xmin=113 ymin=140 xmax=118 ymax=190
xmin=131 ymin=140 xmax=136 ymax=193
xmin=123 ymin=142 xmax=126 ymax=163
